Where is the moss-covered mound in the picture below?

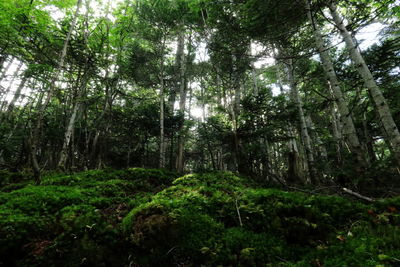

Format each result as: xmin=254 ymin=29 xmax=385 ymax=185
xmin=1 ymin=170 xmax=399 ymax=266
xmin=122 ymin=172 xmax=400 ymax=266
xmin=0 ymin=168 xmax=178 ymax=266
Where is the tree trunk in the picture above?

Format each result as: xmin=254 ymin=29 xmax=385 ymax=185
xmin=306 ymin=115 xmax=328 ymax=160
xmin=362 ymin=113 xmax=377 ymax=163
xmin=329 ymin=1 xmax=400 ymax=166
xmin=0 ymin=57 xmax=13 ymax=83
xmin=58 ymin=101 xmax=81 ymax=169
xmin=273 ymin=47 xmax=307 ymax=183
xmin=175 ymin=30 xmax=187 ymax=173
xmin=250 ymin=45 xmax=259 ymax=96
xmin=0 ymin=55 xmax=7 ymax=73
xmin=169 ymin=30 xmax=185 ymax=114
xmin=287 ymin=127 xmax=304 ymax=184
xmin=231 ymin=54 xmax=245 ymax=173
xmin=30 ymin=0 xmax=82 ymax=181
xmin=58 ymin=0 xmax=91 ymax=170
xmin=287 ymin=59 xmax=318 ymax=184
xmin=159 ymin=35 xmax=167 ymax=169
xmin=0 ymin=61 xmax=23 ymax=111
xmin=159 ymin=78 xmax=166 ymax=168
xmin=306 ymin=1 xmax=367 ymax=168
xmin=330 ymin=101 xmax=343 ymax=164
xmin=6 ymin=75 xmax=28 ymax=114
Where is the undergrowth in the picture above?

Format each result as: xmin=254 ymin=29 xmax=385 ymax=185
xmin=0 ymin=169 xmax=399 ymax=266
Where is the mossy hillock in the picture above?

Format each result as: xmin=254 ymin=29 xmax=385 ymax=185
xmin=0 ymin=168 xmax=178 ymax=266
xmin=0 ymin=169 xmax=399 ymax=266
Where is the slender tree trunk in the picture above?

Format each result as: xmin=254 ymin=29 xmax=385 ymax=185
xmin=175 ymin=30 xmax=187 ymax=173
xmin=159 ymin=35 xmax=167 ymax=169
xmin=282 ymin=84 xmax=303 ymax=181
xmin=166 ymin=31 xmax=185 ymax=170
xmin=306 ymin=115 xmax=328 ymax=160
xmin=231 ymin=55 xmax=244 ymax=173
xmin=91 ymin=131 xmax=100 ymax=165
xmin=330 ymin=101 xmax=343 ymax=164
xmin=6 ymin=75 xmax=28 ymax=114
xmin=90 ymin=73 xmax=115 ymax=168
xmin=58 ymin=101 xmax=81 ymax=169
xmin=0 ymin=55 xmax=7 ymax=73
xmin=0 ymin=90 xmax=37 ymax=165
xmin=30 ymin=0 xmax=82 ymax=182
xmin=58 ymin=0 xmax=91 ymax=170
xmin=83 ymin=110 xmax=90 ymax=170
xmin=159 ymin=78 xmax=166 ymax=168
xmin=0 ymin=75 xmax=27 ymax=124
xmin=273 ymin=47 xmax=306 ymax=183
xmin=362 ymin=113 xmax=377 ymax=163
xmin=329 ymin=1 xmax=400 ymax=166
xmin=250 ymin=45 xmax=259 ymax=96
xmin=207 ymin=141 xmax=216 ymax=171
xmin=287 ymin=127 xmax=304 ymax=184
xmin=0 ymin=61 xmax=23 ymax=111
xmin=169 ymin=30 xmax=185 ymax=114
xmin=287 ymin=59 xmax=318 ymax=184
xmin=0 ymin=57 xmax=13 ymax=83
xmin=306 ymin=1 xmax=367 ymax=168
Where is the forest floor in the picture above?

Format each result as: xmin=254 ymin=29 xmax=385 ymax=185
xmin=0 ymin=168 xmax=399 ymax=266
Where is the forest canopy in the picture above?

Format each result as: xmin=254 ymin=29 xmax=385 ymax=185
xmin=1 ymin=0 xmax=399 ymax=186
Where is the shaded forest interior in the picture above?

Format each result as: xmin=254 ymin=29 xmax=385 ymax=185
xmin=1 ymin=0 xmax=400 ymax=265
xmin=0 ymin=0 xmax=400 ymax=190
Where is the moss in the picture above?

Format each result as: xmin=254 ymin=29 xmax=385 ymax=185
xmin=0 ymin=170 xmax=32 ymax=189
xmin=292 ymin=223 xmax=400 ymax=266
xmin=217 ymin=227 xmax=286 ymax=265
xmin=1 ymin=170 xmax=399 ymax=266
xmin=0 ymin=168 xmax=177 ymax=266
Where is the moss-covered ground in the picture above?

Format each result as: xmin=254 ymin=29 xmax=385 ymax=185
xmin=0 ymin=169 xmax=399 ymax=266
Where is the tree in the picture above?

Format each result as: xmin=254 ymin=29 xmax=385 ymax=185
xmin=328 ymin=0 xmax=400 ymax=167
xmin=305 ymin=0 xmax=367 ymax=168
xmin=30 ymin=0 xmax=82 ymax=181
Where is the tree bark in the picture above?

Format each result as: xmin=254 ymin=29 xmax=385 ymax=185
xmin=0 ymin=57 xmax=13 ymax=83
xmin=362 ymin=113 xmax=377 ymax=163
xmin=0 ymin=61 xmax=23 ymax=111
xmin=306 ymin=1 xmax=367 ymax=168
xmin=159 ymin=35 xmax=167 ymax=169
xmin=159 ymin=79 xmax=166 ymax=168
xmin=330 ymin=100 xmax=343 ymax=164
xmin=6 ymin=75 xmax=28 ymax=114
xmin=0 ymin=55 xmax=7 ymax=73
xmin=58 ymin=0 xmax=91 ymax=170
xmin=231 ymin=54 xmax=244 ymax=173
xmin=30 ymin=0 xmax=82 ymax=181
xmin=175 ymin=30 xmax=187 ymax=173
xmin=307 ymin=115 xmax=328 ymax=160
xmin=58 ymin=100 xmax=81 ymax=169
xmin=273 ymin=49 xmax=305 ymax=183
xmin=287 ymin=127 xmax=304 ymax=184
xmin=287 ymin=59 xmax=318 ymax=184
xmin=329 ymin=1 xmax=400 ymax=166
